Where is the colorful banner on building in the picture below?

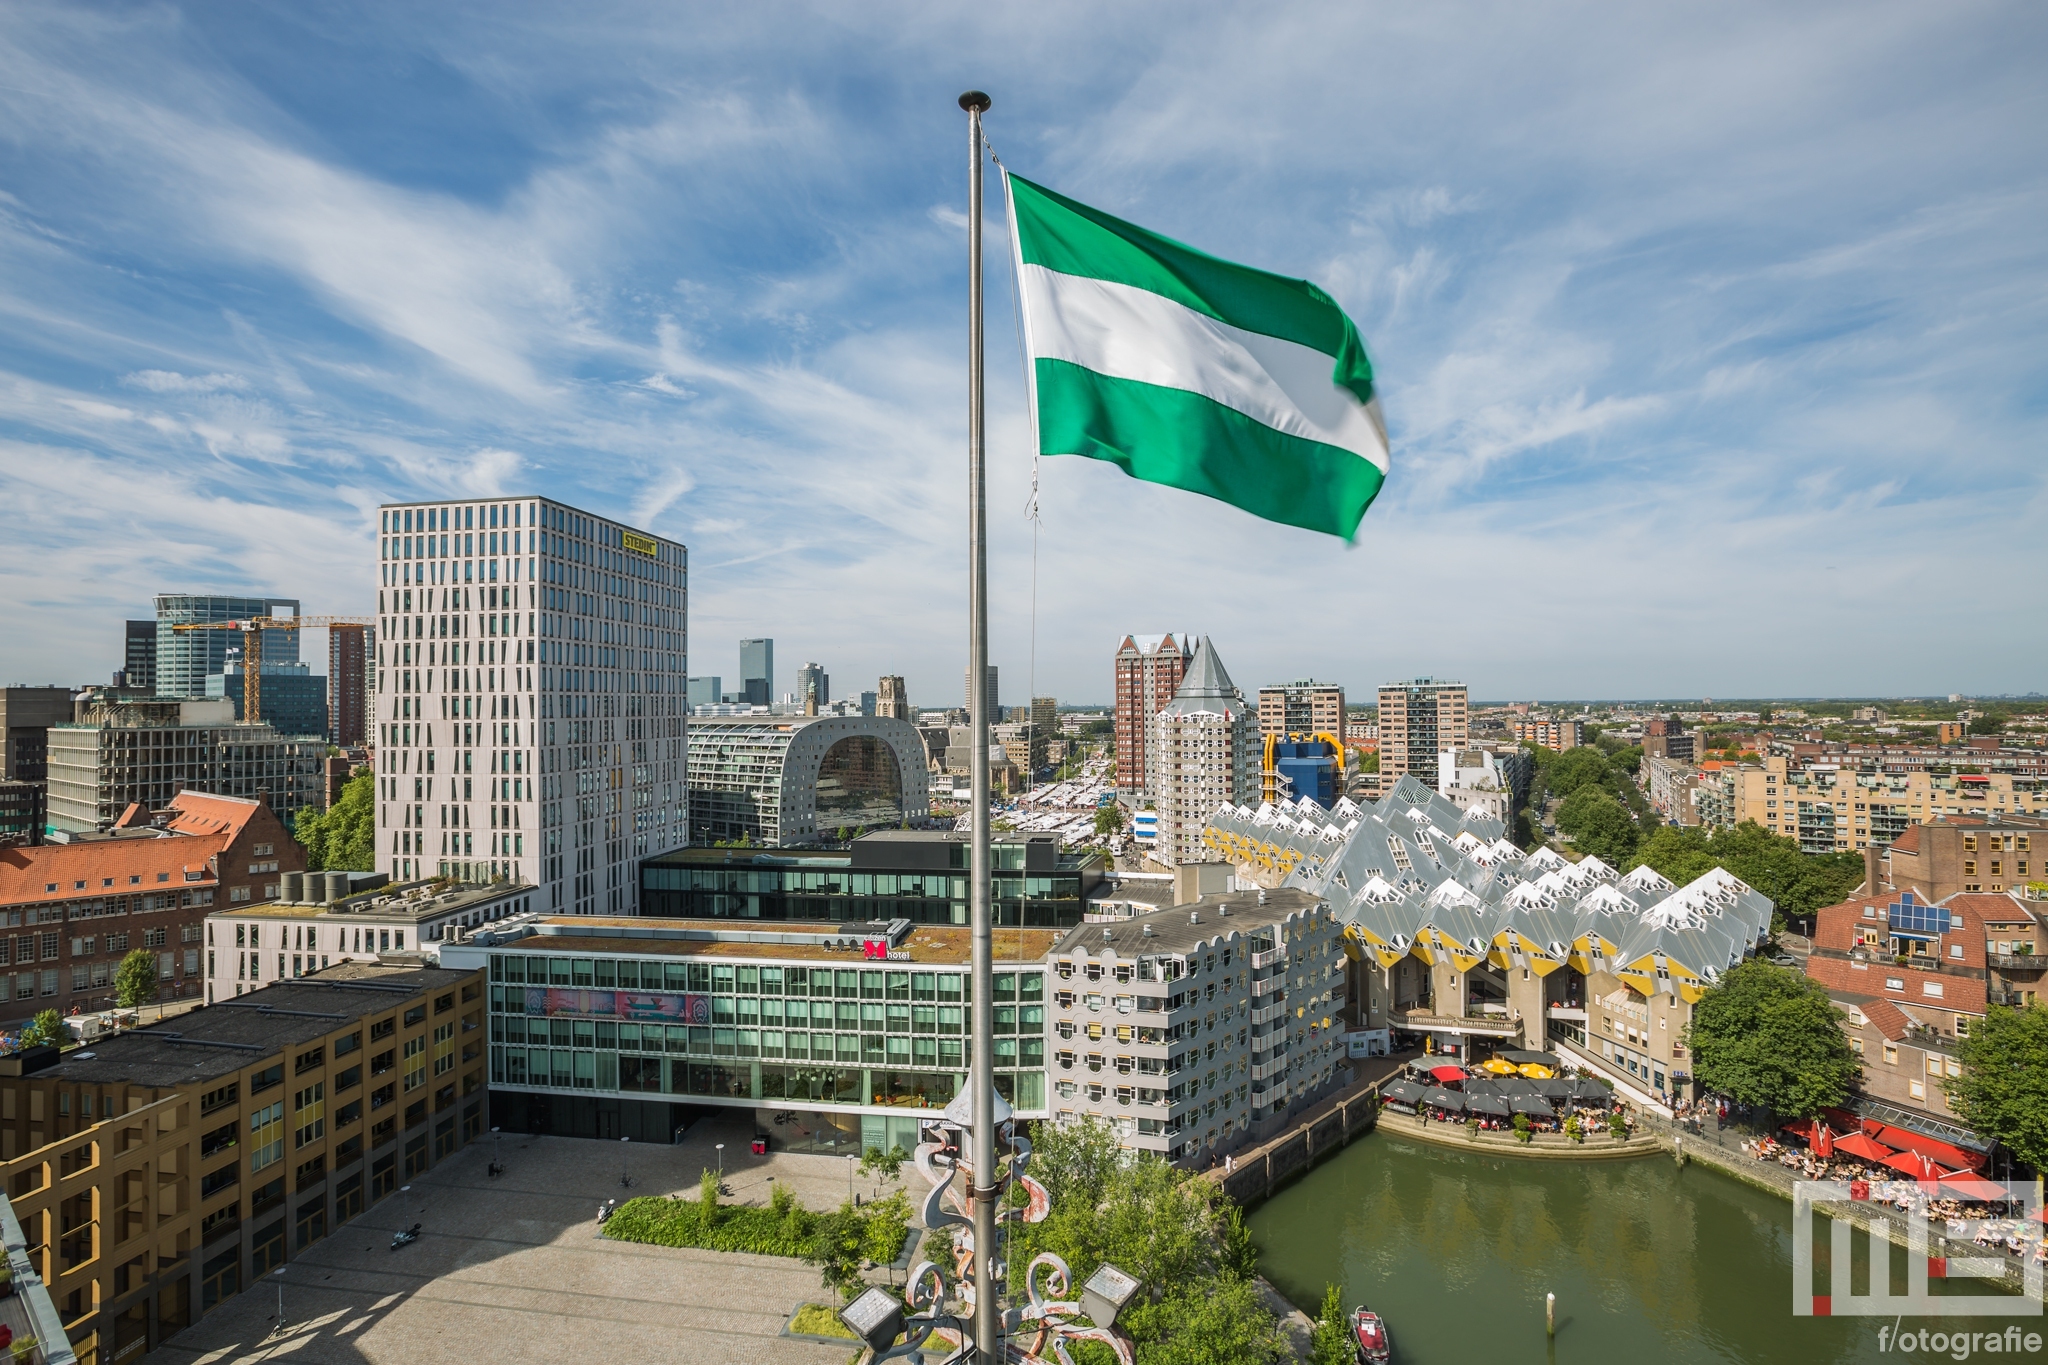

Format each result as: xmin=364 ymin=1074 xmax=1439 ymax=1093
xmin=524 ymin=988 xmax=710 ymax=1023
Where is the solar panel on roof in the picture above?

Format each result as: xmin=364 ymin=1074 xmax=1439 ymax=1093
xmin=1888 ymin=892 xmax=1948 ymax=937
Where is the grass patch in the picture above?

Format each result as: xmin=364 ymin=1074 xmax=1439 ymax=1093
xmin=603 ymin=1182 xmax=912 ymax=1270
xmin=788 ymin=1304 xmax=858 ymax=1339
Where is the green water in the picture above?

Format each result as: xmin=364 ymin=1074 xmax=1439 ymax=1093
xmin=1250 ymin=1131 xmax=1914 ymax=1365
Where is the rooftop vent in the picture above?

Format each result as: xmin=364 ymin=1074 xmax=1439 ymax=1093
xmin=1142 ymin=924 xmax=1155 ymax=937
xmin=1189 ymin=911 xmax=1200 ymax=925
xmin=1257 ymin=889 xmax=1268 ymax=905
xmin=1102 ymin=929 xmax=1114 ymax=942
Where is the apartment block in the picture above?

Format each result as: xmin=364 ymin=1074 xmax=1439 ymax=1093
xmin=374 ymin=497 xmax=687 ymax=914
xmin=1112 ymin=634 xmax=1190 ymax=796
xmin=1256 ymin=681 xmax=1344 ymax=740
xmin=1152 ymin=639 xmax=1256 ymax=867
xmin=1045 ymin=887 xmax=1346 ymax=1166
xmin=0 ymin=963 xmax=483 ymax=1362
xmin=1511 ymin=719 xmax=1585 ymax=751
xmin=1884 ymin=815 xmax=2045 ymax=899
xmin=1376 ymin=679 xmax=1468 ymax=791
xmin=1691 ymin=756 xmax=2044 ymax=854
xmin=0 ymin=793 xmax=301 ymax=1019
xmin=327 ymin=625 xmax=369 ymax=748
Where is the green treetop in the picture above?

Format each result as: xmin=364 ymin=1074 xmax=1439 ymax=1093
xmin=1685 ymin=959 xmax=1858 ymax=1118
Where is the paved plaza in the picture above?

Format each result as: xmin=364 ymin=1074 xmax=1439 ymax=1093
xmin=146 ymin=1114 xmax=917 ymax=1365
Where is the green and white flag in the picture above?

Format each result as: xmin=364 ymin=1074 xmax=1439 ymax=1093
xmin=1005 ymin=173 xmax=1388 ymax=540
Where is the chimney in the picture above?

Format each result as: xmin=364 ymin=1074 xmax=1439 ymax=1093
xmin=1864 ymin=843 xmax=1885 ymax=896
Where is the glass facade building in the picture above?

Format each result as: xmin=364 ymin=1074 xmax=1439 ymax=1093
xmin=641 ymin=831 xmax=1105 ymax=927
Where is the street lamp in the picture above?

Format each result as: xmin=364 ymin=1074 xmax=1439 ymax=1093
xmin=619 ymin=1135 xmax=631 ymax=1189
xmin=1082 ymin=1262 xmax=1143 ymax=1329
xmin=847 ymin=1152 xmax=857 ymax=1202
xmin=838 ymin=1285 xmax=906 ymax=1356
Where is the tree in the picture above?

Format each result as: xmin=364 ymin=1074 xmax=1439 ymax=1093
xmin=1630 ymin=820 xmax=1864 ymax=931
xmin=1685 ymin=959 xmax=1859 ymax=1118
xmin=1094 ymin=804 xmax=1126 ymax=839
xmin=1555 ymin=787 xmax=1638 ymax=863
xmin=20 ymin=1010 xmax=65 ymax=1048
xmin=1945 ymin=1003 xmax=2048 ymax=1170
xmin=1543 ymin=746 xmax=1613 ymax=800
xmin=114 ymin=949 xmax=159 ymax=1008
xmin=294 ymin=769 xmax=375 ymax=872
xmin=1309 ymin=1284 xmax=1351 ymax=1365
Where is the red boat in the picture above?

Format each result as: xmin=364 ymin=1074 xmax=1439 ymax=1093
xmin=1351 ymin=1305 xmax=1391 ymax=1364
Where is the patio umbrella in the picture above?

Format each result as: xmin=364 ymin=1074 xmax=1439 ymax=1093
xmin=1509 ymin=1093 xmax=1556 ymax=1117
xmin=1517 ymin=1063 xmax=1557 ymax=1080
xmin=1880 ymin=1150 xmax=1948 ymax=1181
xmin=1502 ymin=1050 xmax=1563 ymax=1068
xmin=1495 ymin=1076 xmax=1538 ymax=1096
xmin=1940 ymin=1173 xmax=2009 ymax=1202
xmin=1813 ymin=1124 xmax=1835 ymax=1159
xmin=1422 ymin=1087 xmax=1466 ymax=1113
xmin=1382 ymin=1079 xmax=1429 ymax=1106
xmin=1465 ymin=1092 xmax=1513 ymax=1117
xmin=1532 ymin=1077 xmax=1574 ymax=1100
xmin=1429 ymin=1065 xmax=1468 ymax=1084
xmin=1568 ymin=1079 xmax=1612 ymax=1105
xmin=1832 ymin=1131 xmax=1893 ymax=1162
xmin=1478 ymin=1057 xmax=1519 ymax=1076
xmin=1461 ymin=1078 xmax=1503 ymax=1097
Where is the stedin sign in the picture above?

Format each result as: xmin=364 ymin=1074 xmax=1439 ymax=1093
xmin=1792 ymin=1178 xmax=2043 ymax=1318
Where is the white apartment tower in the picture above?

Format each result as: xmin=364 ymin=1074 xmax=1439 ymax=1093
xmin=374 ymin=497 xmax=688 ymax=914
xmin=1153 ymin=636 xmax=1256 ymax=866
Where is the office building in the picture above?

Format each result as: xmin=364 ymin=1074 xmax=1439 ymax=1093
xmin=686 ymin=715 xmax=930 ymax=845
xmin=1512 ymin=719 xmax=1585 ymax=751
xmin=1048 ymin=886 xmax=1346 ymax=1164
xmin=328 ymin=624 xmax=369 ymax=748
xmin=1257 ymin=680 xmax=1345 ymax=740
xmin=794 ymin=661 xmax=829 ymax=712
xmin=206 ymin=665 xmax=330 ymax=739
xmin=1153 ymin=638 xmax=1256 ymax=866
xmin=123 ymin=619 xmax=158 ymax=693
xmin=0 ymin=791 xmax=301 ymax=1017
xmin=0 ymin=781 xmax=43 ymax=847
xmin=964 ymin=665 xmax=999 ymax=722
xmin=0 ymin=687 xmax=73 ymax=784
xmin=1377 ymin=679 xmax=1468 ymax=791
xmin=154 ymin=596 xmax=301 ymax=700
xmin=206 ymin=876 xmax=537 ymax=1000
xmin=1112 ymin=633 xmax=1192 ymax=796
xmin=373 ymin=497 xmax=687 ymax=914
xmin=643 ymin=829 xmax=1103 ymax=927
xmin=687 ymin=676 xmax=723 ymax=709
xmin=0 ymin=962 xmax=484 ymax=1359
xmin=45 ymin=700 xmax=324 ymax=834
xmin=443 ymin=916 xmax=1051 ymax=1150
xmin=876 ymin=675 xmax=910 ymax=721
xmin=740 ymin=639 xmax=774 ymax=707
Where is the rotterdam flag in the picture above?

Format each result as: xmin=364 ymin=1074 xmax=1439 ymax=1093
xmin=1005 ymin=172 xmax=1388 ymax=540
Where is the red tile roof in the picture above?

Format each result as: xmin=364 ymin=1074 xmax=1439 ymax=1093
xmin=0 ymin=792 xmax=257 ymax=909
xmin=1805 ymin=953 xmax=1986 ymax=1015
xmin=164 ymin=791 xmax=264 ymax=838
xmin=1888 ymin=825 xmax=1922 ymax=855
xmin=1857 ymin=998 xmax=1912 ymax=1041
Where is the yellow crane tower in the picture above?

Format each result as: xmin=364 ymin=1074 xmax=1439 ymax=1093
xmin=172 ymin=616 xmax=373 ymax=728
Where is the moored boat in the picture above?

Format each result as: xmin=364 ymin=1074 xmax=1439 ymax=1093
xmin=1351 ymin=1305 xmax=1391 ymax=1364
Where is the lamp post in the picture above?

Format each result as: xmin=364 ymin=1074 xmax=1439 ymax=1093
xmin=847 ymin=1152 xmax=856 ymax=1202
xmin=619 ymin=1134 xmax=631 ymax=1189
xmin=715 ymin=1142 xmax=724 ymax=1182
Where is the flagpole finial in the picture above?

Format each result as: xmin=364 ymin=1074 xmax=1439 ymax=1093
xmin=958 ymin=90 xmax=991 ymax=113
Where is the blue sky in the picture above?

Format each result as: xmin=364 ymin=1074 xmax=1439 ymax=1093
xmin=2 ymin=3 xmax=2044 ymax=705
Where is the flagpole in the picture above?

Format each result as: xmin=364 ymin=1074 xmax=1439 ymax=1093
xmin=958 ymin=87 xmax=998 ymax=1363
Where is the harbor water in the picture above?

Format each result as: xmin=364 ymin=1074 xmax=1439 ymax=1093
xmin=1249 ymin=1129 xmax=2024 ymax=1364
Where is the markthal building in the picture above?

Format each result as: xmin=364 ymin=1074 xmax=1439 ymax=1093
xmin=1202 ymin=775 xmax=1775 ymax=1106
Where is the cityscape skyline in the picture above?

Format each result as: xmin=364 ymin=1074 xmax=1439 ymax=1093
xmin=0 ymin=7 xmax=2042 ymax=699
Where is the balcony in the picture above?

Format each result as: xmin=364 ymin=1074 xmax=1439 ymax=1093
xmin=1251 ymin=1001 xmax=1286 ymax=1026
xmin=1250 ymin=948 xmax=1286 ymax=971
xmin=1391 ymin=1007 xmax=1519 ymax=1037
xmin=1991 ymin=954 xmax=2047 ymax=973
xmin=1252 ymin=976 xmax=1284 ymax=999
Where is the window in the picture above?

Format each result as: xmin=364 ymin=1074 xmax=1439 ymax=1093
xmin=1883 ymin=1043 xmax=1898 ymax=1065
xmin=249 ymin=1063 xmax=283 ymax=1095
xmin=334 ymin=1031 xmax=360 ymax=1057
xmin=294 ymin=1083 xmax=326 ymax=1146
xmin=295 ymin=1046 xmax=324 ymax=1075
xmin=248 ymin=1102 xmax=285 ymax=1172
xmin=1885 ymin=977 xmax=1904 ymax=991
xmin=1923 ymin=981 xmax=1945 ymax=998
xmin=201 ymin=1082 xmax=239 ymax=1115
xmin=403 ymin=1036 xmax=427 ymax=1091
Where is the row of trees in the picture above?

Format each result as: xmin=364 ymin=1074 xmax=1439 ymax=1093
xmin=293 ymin=768 xmax=375 ymax=872
xmin=1685 ymin=960 xmax=2048 ymax=1170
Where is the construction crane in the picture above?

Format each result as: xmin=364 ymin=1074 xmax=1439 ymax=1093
xmin=172 ymin=616 xmax=373 ymax=728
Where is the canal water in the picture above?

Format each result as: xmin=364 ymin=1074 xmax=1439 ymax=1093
xmin=1250 ymin=1130 xmax=1950 ymax=1364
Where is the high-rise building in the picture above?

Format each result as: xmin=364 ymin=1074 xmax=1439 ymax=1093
xmin=687 ymin=675 xmax=723 ymax=709
xmin=876 ymin=675 xmax=910 ymax=720
xmin=123 ymin=619 xmax=157 ymax=693
xmin=329 ymin=623 xmax=369 ymax=747
xmin=373 ymin=496 xmax=687 ymax=915
xmin=740 ymin=638 xmax=774 ymax=707
xmin=154 ymin=595 xmax=301 ymax=699
xmin=965 ymin=664 xmax=999 ymax=722
xmin=1257 ymin=679 xmax=1345 ymax=739
xmin=1153 ymin=637 xmax=1256 ymax=865
xmin=1377 ymin=678 xmax=1468 ymax=791
xmin=796 ymin=661 xmax=829 ymax=710
xmin=0 ymin=686 xmax=73 ymax=783
xmin=1512 ymin=719 xmax=1585 ymax=751
xmin=46 ymin=698 xmax=324 ymax=832
xmin=206 ymin=664 xmax=330 ymax=739
xmin=1113 ymin=633 xmax=1191 ymax=796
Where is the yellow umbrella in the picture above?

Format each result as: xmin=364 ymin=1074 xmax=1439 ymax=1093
xmin=1479 ymin=1057 xmax=1518 ymax=1076
xmin=1517 ymin=1063 xmax=1556 ymax=1080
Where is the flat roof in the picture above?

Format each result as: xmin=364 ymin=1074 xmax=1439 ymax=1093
xmin=1052 ymin=887 xmax=1327 ymax=958
xmin=493 ymin=917 xmax=1060 ymax=966
xmin=209 ymin=879 xmax=531 ymax=923
xmin=31 ymin=963 xmax=475 ymax=1088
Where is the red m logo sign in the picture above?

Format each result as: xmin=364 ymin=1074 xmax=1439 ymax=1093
xmin=862 ymin=940 xmax=888 ymax=960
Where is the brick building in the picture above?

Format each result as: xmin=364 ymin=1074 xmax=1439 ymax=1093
xmin=1112 ymin=633 xmax=1191 ymax=796
xmin=1256 ymin=680 xmax=1345 ymax=740
xmin=1377 ymin=679 xmax=1468 ymax=791
xmin=1883 ymin=814 xmax=2044 ymax=900
xmin=0 ymin=792 xmax=302 ymax=1021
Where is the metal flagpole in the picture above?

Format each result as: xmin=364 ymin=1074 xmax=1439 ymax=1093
xmin=958 ymin=87 xmax=998 ymax=1363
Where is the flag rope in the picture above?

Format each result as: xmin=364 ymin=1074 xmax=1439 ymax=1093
xmin=986 ymin=135 xmax=1042 ymax=767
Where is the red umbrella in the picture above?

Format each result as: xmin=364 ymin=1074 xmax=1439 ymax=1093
xmin=1780 ymin=1118 xmax=1815 ymax=1140
xmin=1940 ymin=1173 xmax=2009 ymax=1202
xmin=1832 ymin=1131 xmax=1893 ymax=1162
xmin=1429 ymin=1065 xmax=1467 ymax=1084
xmin=1872 ymin=1126 xmax=1987 ymax=1173
xmin=1880 ymin=1150 xmax=1949 ymax=1181
xmin=1813 ymin=1123 xmax=1835 ymax=1158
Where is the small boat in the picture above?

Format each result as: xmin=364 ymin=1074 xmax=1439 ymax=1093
xmin=1351 ymin=1305 xmax=1391 ymax=1364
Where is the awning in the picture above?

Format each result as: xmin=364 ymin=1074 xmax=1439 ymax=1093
xmin=1831 ymin=1131 xmax=1893 ymax=1162
xmin=1422 ymin=1087 xmax=1466 ymax=1113
xmin=1509 ymin=1093 xmax=1555 ymax=1116
xmin=1465 ymin=1093 xmax=1512 ymax=1117
xmin=1429 ymin=1065 xmax=1467 ymax=1083
xmin=1940 ymin=1173 xmax=2010 ymax=1202
xmin=1382 ymin=1079 xmax=1430 ymax=1106
xmin=1780 ymin=1118 xmax=1815 ymax=1140
xmin=1873 ymin=1125 xmax=1986 ymax=1173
